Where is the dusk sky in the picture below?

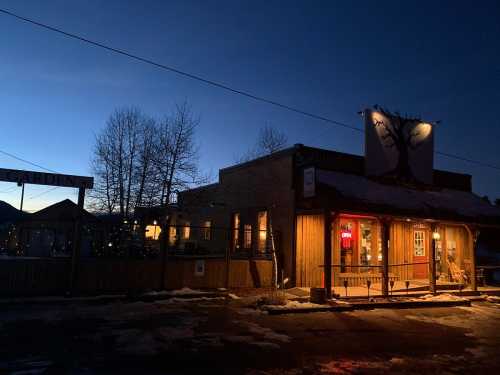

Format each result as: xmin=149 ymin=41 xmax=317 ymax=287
xmin=1 ymin=0 xmax=499 ymax=211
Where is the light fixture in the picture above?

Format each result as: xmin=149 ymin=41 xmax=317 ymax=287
xmin=432 ymin=232 xmax=440 ymax=240
xmin=108 ymin=242 xmax=113 ymax=247
xmin=153 ymin=220 xmax=157 ymax=225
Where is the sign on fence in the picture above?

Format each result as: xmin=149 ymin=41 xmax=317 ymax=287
xmin=0 ymin=168 xmax=93 ymax=189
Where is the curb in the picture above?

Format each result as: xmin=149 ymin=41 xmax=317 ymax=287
xmin=264 ymin=299 xmax=471 ymax=315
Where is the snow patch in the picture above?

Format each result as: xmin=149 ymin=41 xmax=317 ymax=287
xmin=419 ymin=293 xmax=465 ymax=302
xmin=228 ymin=293 xmax=241 ymax=300
xmin=263 ymin=300 xmax=330 ymax=310
xmin=485 ymin=295 xmax=500 ymax=303
xmin=242 ymin=322 xmax=291 ymax=343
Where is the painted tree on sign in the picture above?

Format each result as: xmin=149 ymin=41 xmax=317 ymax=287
xmin=373 ymin=106 xmax=429 ymax=182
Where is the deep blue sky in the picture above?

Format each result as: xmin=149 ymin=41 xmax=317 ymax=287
xmin=0 ymin=0 xmax=499 ymax=211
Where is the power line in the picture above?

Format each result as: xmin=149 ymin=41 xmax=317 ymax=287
xmin=0 ymin=186 xmax=18 ymax=194
xmin=0 ymin=7 xmax=361 ymax=134
xmin=28 ymin=186 xmax=60 ymax=200
xmin=0 ymin=149 xmax=58 ymax=173
xmin=435 ymin=151 xmax=500 ymax=171
xmin=0 ymin=8 xmax=499 ymax=172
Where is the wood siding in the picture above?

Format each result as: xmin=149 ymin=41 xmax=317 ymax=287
xmin=296 ymin=214 xmax=324 ymax=287
xmin=0 ymin=257 xmax=273 ymax=296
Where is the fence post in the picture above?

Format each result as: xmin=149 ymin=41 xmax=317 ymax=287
xmin=225 ymin=228 xmax=231 ymax=289
xmin=69 ymin=187 xmax=85 ymax=296
xmin=324 ymin=209 xmax=332 ymax=299
xmin=429 ymin=223 xmax=438 ymax=294
xmin=160 ymin=216 xmax=171 ymax=290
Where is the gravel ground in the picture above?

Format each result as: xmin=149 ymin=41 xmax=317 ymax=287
xmin=0 ymin=295 xmax=499 ymax=374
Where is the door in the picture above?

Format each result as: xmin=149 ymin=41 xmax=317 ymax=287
xmin=413 ymin=230 xmax=428 ymax=279
xmin=296 ymin=214 xmax=324 ymax=287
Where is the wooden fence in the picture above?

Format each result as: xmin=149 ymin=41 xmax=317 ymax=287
xmin=0 ymin=257 xmax=273 ymax=296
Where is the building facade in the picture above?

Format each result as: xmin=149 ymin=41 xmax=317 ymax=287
xmin=172 ymin=143 xmax=500 ymax=294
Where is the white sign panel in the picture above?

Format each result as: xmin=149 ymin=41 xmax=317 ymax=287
xmin=364 ymin=108 xmax=434 ymax=184
xmin=303 ymin=167 xmax=315 ymax=198
xmin=194 ymin=260 xmax=205 ymax=277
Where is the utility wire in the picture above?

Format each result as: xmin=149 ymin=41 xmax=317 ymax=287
xmin=0 ymin=7 xmax=362 ymax=133
xmin=0 ymin=8 xmax=499 ymax=171
xmin=0 ymin=186 xmax=18 ymax=194
xmin=28 ymin=186 xmax=60 ymax=200
xmin=0 ymin=149 xmax=58 ymax=173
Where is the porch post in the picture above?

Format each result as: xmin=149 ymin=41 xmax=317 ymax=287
xmin=380 ymin=217 xmax=390 ymax=297
xmin=324 ymin=209 xmax=332 ymax=299
xmin=429 ymin=223 xmax=438 ymax=294
xmin=470 ymin=227 xmax=479 ymax=292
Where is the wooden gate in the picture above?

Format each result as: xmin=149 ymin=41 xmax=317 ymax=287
xmin=295 ymin=214 xmax=324 ymax=287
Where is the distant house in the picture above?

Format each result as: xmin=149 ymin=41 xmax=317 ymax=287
xmin=0 ymin=201 xmax=26 ymax=253
xmin=0 ymin=200 xmax=25 ymax=225
xmin=9 ymin=199 xmax=104 ymax=257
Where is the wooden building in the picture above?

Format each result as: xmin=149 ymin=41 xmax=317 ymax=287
xmin=173 ymin=143 xmax=500 ymax=295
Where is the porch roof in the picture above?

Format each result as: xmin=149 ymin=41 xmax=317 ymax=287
xmin=316 ymin=169 xmax=500 ymax=226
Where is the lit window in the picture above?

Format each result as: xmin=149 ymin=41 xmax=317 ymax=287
xmin=202 ymin=221 xmax=212 ymax=240
xmin=169 ymin=226 xmax=177 ymax=245
xmin=257 ymin=211 xmax=267 ymax=253
xmin=145 ymin=225 xmax=161 ymax=240
xmin=360 ymin=221 xmax=372 ymax=272
xmin=183 ymin=222 xmax=190 ymax=240
xmin=232 ymin=213 xmax=240 ymax=251
xmin=414 ymin=231 xmax=425 ymax=256
xmin=244 ymin=224 xmax=252 ymax=249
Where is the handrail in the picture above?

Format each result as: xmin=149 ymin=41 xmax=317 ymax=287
xmin=318 ymin=261 xmax=431 ymax=268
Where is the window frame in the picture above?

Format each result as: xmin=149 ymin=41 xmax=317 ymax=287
xmin=414 ymin=230 xmax=425 ymax=256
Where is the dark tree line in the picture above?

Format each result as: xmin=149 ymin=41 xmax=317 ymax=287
xmin=90 ymin=102 xmax=205 ymax=217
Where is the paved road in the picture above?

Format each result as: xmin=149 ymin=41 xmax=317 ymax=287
xmin=0 ymin=297 xmax=499 ymax=374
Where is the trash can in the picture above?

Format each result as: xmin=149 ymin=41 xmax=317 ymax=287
xmin=310 ymin=287 xmax=326 ymax=304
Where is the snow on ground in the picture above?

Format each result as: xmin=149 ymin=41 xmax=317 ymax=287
xmin=418 ymin=293 xmax=466 ymax=301
xmin=238 ymin=321 xmax=291 ymax=343
xmin=141 ymin=287 xmax=212 ymax=297
xmin=262 ymin=300 xmax=330 ymax=310
xmin=484 ymin=295 xmax=500 ymax=303
xmin=155 ymin=296 xmax=226 ymax=304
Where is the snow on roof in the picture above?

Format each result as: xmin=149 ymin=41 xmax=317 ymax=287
xmin=316 ymin=169 xmax=500 ymax=224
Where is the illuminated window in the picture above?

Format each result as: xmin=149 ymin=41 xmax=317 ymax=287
xmin=244 ymin=224 xmax=252 ymax=249
xmin=359 ymin=221 xmax=372 ymax=272
xmin=257 ymin=211 xmax=267 ymax=253
xmin=169 ymin=226 xmax=177 ymax=245
xmin=183 ymin=222 xmax=190 ymax=240
xmin=145 ymin=225 xmax=161 ymax=240
xmin=232 ymin=213 xmax=240 ymax=251
xmin=202 ymin=220 xmax=212 ymax=240
xmin=414 ymin=231 xmax=425 ymax=256
xmin=340 ymin=221 xmax=354 ymax=272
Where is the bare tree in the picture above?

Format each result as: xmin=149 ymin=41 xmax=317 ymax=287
xmin=90 ymin=103 xmax=205 ymax=219
xmin=373 ymin=106 xmax=427 ymax=181
xmin=154 ymin=102 xmax=201 ymax=206
xmin=91 ymin=108 xmax=151 ymax=217
xmin=237 ymin=124 xmax=288 ymax=162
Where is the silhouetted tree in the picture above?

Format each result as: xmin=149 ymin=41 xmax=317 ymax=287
xmin=495 ymin=198 xmax=500 ymax=206
xmin=90 ymin=102 xmax=204 ymax=216
xmin=237 ymin=124 xmax=288 ymax=162
xmin=153 ymin=102 xmax=202 ymax=206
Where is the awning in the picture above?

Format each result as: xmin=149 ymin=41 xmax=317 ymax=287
xmin=316 ymin=169 xmax=500 ymax=225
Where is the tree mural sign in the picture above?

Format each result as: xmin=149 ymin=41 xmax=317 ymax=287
xmin=364 ymin=107 xmax=435 ymax=184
